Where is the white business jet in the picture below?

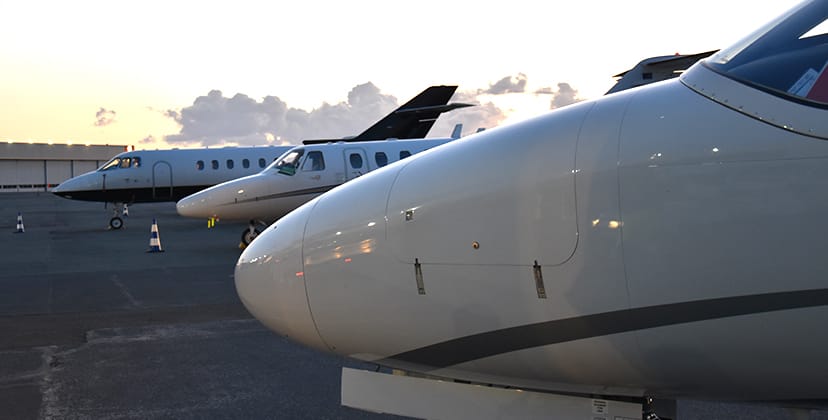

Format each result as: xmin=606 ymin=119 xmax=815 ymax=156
xmin=235 ymin=1 xmax=828 ymax=418
xmin=53 ymin=146 xmax=292 ymax=229
xmin=53 ymin=85 xmax=463 ymax=229
xmin=176 ymin=135 xmax=460 ymax=245
xmin=175 ymin=54 xmax=706 ymax=245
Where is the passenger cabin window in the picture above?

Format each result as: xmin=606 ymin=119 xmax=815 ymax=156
xmin=399 ymin=150 xmax=411 ymax=159
xmin=349 ymin=153 xmax=363 ymax=169
xmin=258 ymin=158 xmax=266 ymax=168
xmin=301 ymin=151 xmax=325 ymax=171
xmin=211 ymin=160 xmax=219 ymax=170
xmin=375 ymin=152 xmax=388 ymax=167
xmin=269 ymin=149 xmax=304 ymax=176
xmin=227 ymin=159 xmax=234 ymax=169
xmin=242 ymin=159 xmax=250 ymax=169
xmin=197 ymin=160 xmax=205 ymax=170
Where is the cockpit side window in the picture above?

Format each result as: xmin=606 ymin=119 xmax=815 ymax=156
xmin=116 ymin=157 xmax=140 ymax=169
xmin=267 ymin=149 xmax=305 ymax=176
xmin=301 ymin=151 xmax=325 ymax=172
xmin=99 ymin=158 xmax=121 ymax=171
xmin=706 ymin=0 xmax=828 ymax=105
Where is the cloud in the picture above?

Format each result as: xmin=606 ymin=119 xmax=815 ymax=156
xmin=429 ymin=90 xmax=508 ymax=138
xmin=535 ymin=83 xmax=584 ymax=110
xmin=164 ymin=83 xmax=398 ymax=146
xmin=161 ymin=78 xmax=595 ymax=146
xmin=94 ymin=107 xmax=116 ymax=126
xmin=140 ymin=135 xmax=155 ymax=144
xmin=549 ymin=83 xmax=583 ymax=109
xmin=481 ymin=73 xmax=528 ymax=95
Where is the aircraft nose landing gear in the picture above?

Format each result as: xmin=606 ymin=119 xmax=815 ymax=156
xmin=108 ymin=202 xmax=127 ymax=229
xmin=240 ymin=220 xmax=268 ymax=248
xmin=109 ymin=216 xmax=124 ymax=230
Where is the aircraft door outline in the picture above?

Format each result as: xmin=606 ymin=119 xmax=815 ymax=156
xmin=152 ymin=160 xmax=173 ymax=199
xmin=344 ymin=148 xmax=368 ymax=180
xmin=300 ymin=150 xmax=326 ymax=182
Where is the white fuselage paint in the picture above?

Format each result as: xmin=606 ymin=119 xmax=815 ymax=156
xmin=176 ymin=138 xmax=455 ymax=222
xmin=52 ymin=146 xmax=293 ymax=203
xmin=234 ymin=59 xmax=828 ymax=402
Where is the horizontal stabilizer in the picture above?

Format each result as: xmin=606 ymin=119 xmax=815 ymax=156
xmin=394 ymin=103 xmax=474 ymax=115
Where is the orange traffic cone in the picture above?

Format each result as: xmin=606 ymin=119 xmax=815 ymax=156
xmin=147 ymin=218 xmax=164 ymax=253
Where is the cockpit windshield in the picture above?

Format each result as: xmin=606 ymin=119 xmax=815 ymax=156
xmin=98 ymin=156 xmax=141 ymax=171
xmin=265 ymin=148 xmax=304 ymax=176
xmin=705 ymin=0 xmax=828 ymax=105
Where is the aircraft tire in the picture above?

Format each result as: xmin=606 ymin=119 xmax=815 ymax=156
xmin=241 ymin=227 xmax=262 ymax=245
xmin=110 ymin=217 xmax=124 ymax=230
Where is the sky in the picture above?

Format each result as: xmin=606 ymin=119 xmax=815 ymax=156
xmin=0 ymin=0 xmax=804 ymax=149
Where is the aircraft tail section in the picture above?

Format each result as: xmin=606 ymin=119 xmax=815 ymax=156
xmin=302 ymin=85 xmax=473 ymax=145
xmin=354 ymin=85 xmax=473 ymax=140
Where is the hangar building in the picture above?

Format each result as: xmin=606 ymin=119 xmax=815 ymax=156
xmin=0 ymin=142 xmax=128 ymax=192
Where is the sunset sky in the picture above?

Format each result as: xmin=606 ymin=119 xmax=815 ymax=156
xmin=0 ymin=1 xmax=802 ymax=149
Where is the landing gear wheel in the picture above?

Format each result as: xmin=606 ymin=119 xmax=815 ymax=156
xmin=109 ymin=217 xmax=124 ymax=230
xmin=241 ymin=227 xmax=262 ymax=246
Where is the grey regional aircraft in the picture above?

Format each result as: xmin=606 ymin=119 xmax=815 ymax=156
xmin=234 ymin=1 xmax=828 ymax=418
xmin=52 ymin=85 xmax=465 ymax=229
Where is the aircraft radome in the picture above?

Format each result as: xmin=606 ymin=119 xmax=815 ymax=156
xmin=235 ymin=1 xmax=828 ymax=418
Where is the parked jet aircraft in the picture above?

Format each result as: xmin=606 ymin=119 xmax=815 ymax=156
xmin=235 ymin=1 xmax=828 ymax=418
xmin=53 ymin=146 xmax=292 ymax=228
xmin=178 ymin=52 xmax=704 ymax=246
xmin=53 ymin=85 xmax=465 ymax=229
xmin=176 ymin=135 xmax=461 ymax=245
xmin=606 ymin=49 xmax=718 ymax=94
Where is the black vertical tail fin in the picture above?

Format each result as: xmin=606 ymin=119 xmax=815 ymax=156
xmin=351 ymin=85 xmax=472 ymax=141
xmin=302 ymin=85 xmax=473 ymax=145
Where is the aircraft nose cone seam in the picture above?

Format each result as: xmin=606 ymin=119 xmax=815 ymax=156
xmin=234 ymin=202 xmax=328 ymax=352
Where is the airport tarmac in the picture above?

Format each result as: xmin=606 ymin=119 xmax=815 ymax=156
xmin=0 ymin=192 xmax=394 ymax=419
xmin=2 ymin=192 xmax=827 ymax=420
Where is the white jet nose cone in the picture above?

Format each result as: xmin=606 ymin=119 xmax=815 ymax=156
xmin=52 ymin=172 xmax=96 ymax=198
xmin=176 ymin=193 xmax=208 ymax=218
xmin=234 ymin=201 xmax=329 ymax=351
